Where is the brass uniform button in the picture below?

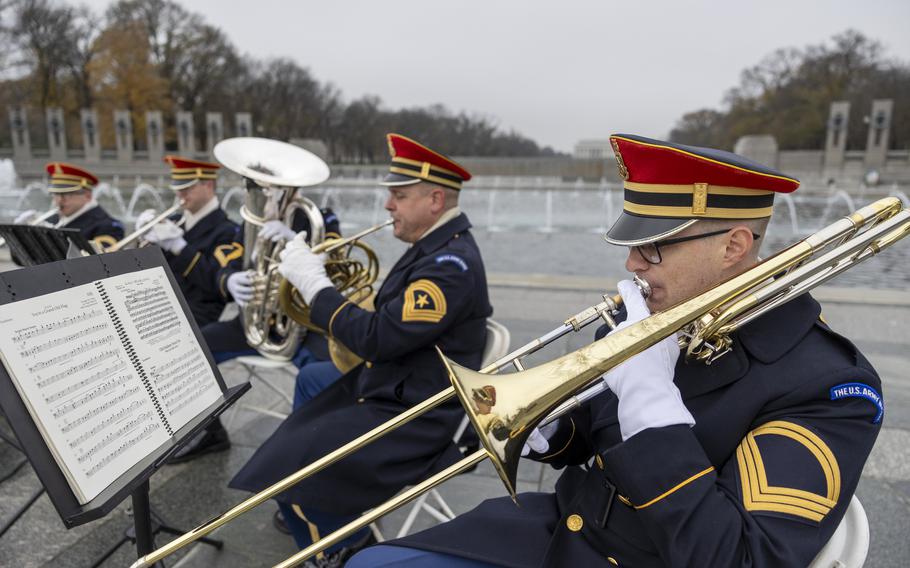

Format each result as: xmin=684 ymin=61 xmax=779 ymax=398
xmin=607 ymin=556 xmax=619 ymax=566
xmin=566 ymin=514 xmax=583 ymax=532
xmin=365 ymin=361 xmax=373 ymax=368
xmin=595 ymin=454 xmax=604 ymax=469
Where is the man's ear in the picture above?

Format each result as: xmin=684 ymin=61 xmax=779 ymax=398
xmin=723 ymin=226 xmax=755 ymax=266
xmin=430 ymin=187 xmax=446 ymax=213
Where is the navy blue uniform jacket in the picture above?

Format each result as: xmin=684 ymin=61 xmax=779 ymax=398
xmin=47 ymin=205 xmax=124 ymax=249
xmin=204 ymin=207 xmax=339 ymax=358
xmin=160 ymin=208 xmax=240 ymax=327
xmin=230 ymin=213 xmax=493 ymax=515
xmin=394 ymin=292 xmax=883 ymax=567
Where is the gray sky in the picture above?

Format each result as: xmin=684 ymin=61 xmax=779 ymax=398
xmin=83 ymin=0 xmax=910 ymax=152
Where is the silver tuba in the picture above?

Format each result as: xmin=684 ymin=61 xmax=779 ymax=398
xmin=214 ymin=137 xmax=331 ymax=361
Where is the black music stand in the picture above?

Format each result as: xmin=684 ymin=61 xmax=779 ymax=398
xmin=0 ymin=248 xmax=250 ymax=564
xmin=0 ymin=223 xmax=96 ymax=267
xmin=0 ymin=413 xmax=44 ymax=540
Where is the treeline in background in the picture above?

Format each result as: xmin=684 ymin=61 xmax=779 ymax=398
xmin=669 ymin=30 xmax=910 ymax=151
xmin=1 ymin=0 xmax=909 ymax=159
xmin=0 ymin=0 xmax=560 ymax=161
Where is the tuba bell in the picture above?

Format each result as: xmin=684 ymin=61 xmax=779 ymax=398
xmin=214 ymin=137 xmax=331 ymax=361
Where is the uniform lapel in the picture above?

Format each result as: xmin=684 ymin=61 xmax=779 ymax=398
xmin=675 ymin=292 xmax=820 ymax=399
xmin=184 ymin=208 xmax=224 ymax=240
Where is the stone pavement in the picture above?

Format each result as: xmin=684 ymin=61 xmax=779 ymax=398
xmin=0 ymin=271 xmax=908 ymax=567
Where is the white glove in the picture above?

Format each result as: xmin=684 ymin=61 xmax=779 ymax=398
xmin=278 ymin=233 xmax=332 ymax=304
xmin=521 ymin=420 xmax=561 ymax=457
xmin=604 ymin=280 xmax=694 ymax=441
xmin=14 ymin=209 xmax=37 ymax=224
xmin=227 ymin=271 xmax=254 ymax=307
xmin=134 ymin=208 xmax=158 ymax=230
xmin=259 ymin=220 xmax=297 ymax=243
xmin=145 ymin=220 xmax=186 ymax=254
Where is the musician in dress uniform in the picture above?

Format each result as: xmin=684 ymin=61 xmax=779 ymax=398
xmin=349 ymin=134 xmax=884 ymax=567
xmin=134 ymin=156 xmax=241 ymax=328
xmin=203 ymin=198 xmax=342 ymax=405
xmin=132 ymin=156 xmax=241 ymax=463
xmin=229 ymin=134 xmax=493 ymax=566
xmin=177 ymin=198 xmax=344 ymax=465
xmin=14 ymin=162 xmax=124 ymax=251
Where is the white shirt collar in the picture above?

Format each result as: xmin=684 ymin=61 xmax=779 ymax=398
xmin=56 ymin=198 xmax=98 ymax=227
xmin=418 ymin=206 xmax=461 ymax=242
xmin=181 ymin=197 xmax=219 ymax=231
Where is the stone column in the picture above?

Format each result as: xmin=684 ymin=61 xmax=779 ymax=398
xmin=205 ymin=112 xmax=223 ymax=154
xmin=46 ymin=107 xmax=67 ymax=159
xmin=176 ymin=111 xmax=195 ymax=155
xmin=235 ymin=112 xmax=252 ymax=138
xmin=81 ymin=109 xmax=101 ymax=163
xmin=864 ymin=99 xmax=893 ymax=170
xmin=823 ymin=101 xmax=850 ymax=170
xmin=146 ymin=110 xmax=164 ymax=162
xmin=114 ymin=110 xmax=134 ymax=161
xmin=9 ymin=107 xmax=32 ymax=160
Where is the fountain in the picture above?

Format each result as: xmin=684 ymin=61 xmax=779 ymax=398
xmin=126 ymin=183 xmax=166 ymax=220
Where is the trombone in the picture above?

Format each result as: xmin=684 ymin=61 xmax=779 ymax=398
xmin=107 ymin=201 xmax=184 ymax=252
xmin=131 ymin=197 xmax=910 ymax=568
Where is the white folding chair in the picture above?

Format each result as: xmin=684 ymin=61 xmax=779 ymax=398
xmin=389 ymin=319 xmax=511 ymax=539
xmin=223 ymin=355 xmax=297 ymax=429
xmin=809 ymin=495 xmax=870 ymax=568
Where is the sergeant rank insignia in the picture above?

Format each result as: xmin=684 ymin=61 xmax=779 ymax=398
xmin=402 ymin=279 xmax=447 ymax=323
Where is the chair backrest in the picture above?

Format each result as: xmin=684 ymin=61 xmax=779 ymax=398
xmin=808 ymin=495 xmax=870 ymax=568
xmin=481 ymin=319 xmax=511 ymax=369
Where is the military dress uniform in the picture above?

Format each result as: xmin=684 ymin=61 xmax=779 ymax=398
xmin=45 ymin=163 xmax=124 ymax=249
xmin=351 ymin=135 xmax=884 ymax=568
xmin=202 ymin=205 xmax=341 ymax=364
xmin=229 ymin=134 xmax=493 ymax=557
xmin=157 ymin=156 xmax=241 ymax=328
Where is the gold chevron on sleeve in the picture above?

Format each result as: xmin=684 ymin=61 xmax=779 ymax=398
xmin=735 ymin=420 xmax=841 ymax=523
xmin=402 ymin=279 xmax=447 ymax=323
xmin=214 ymin=243 xmax=244 ymax=267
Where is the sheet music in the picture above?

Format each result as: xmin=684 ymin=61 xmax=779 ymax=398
xmin=101 ymin=268 xmax=221 ymax=432
xmin=0 ymin=266 xmax=222 ymax=504
xmin=0 ymin=284 xmax=169 ymax=503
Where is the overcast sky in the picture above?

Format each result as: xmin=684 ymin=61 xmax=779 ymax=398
xmin=82 ymin=0 xmax=910 ymax=152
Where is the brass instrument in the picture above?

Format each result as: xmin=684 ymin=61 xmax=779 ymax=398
xmin=0 ymin=208 xmax=57 ymax=248
xmin=130 ymin=198 xmax=910 ymax=568
xmin=278 ymin=219 xmax=392 ymax=372
xmin=220 ymin=137 xmax=327 ymax=361
xmin=214 ymin=137 xmax=386 ymax=365
xmin=107 ymin=201 xmax=184 ymax=252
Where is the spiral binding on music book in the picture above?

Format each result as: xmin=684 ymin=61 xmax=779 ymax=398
xmin=94 ymin=281 xmax=174 ymax=437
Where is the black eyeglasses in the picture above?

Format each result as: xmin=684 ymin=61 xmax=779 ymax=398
xmin=633 ymin=229 xmax=761 ymax=265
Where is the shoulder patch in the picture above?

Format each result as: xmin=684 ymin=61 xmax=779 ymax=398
xmin=402 ymin=279 xmax=447 ymax=323
xmin=214 ymin=242 xmax=244 ymax=268
xmin=435 ymin=253 xmax=468 ymax=272
xmin=830 ymin=382 xmax=884 ymax=424
xmin=735 ymin=420 xmax=840 ymax=524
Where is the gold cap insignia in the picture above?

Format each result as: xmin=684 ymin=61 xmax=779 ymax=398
xmin=611 ymin=139 xmax=629 ymax=180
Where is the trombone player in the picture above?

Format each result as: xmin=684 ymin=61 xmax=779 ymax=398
xmin=349 ymin=134 xmax=884 ymax=567
xmin=229 ymin=134 xmax=493 ymax=566
xmin=12 ymin=162 xmax=124 ymax=256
